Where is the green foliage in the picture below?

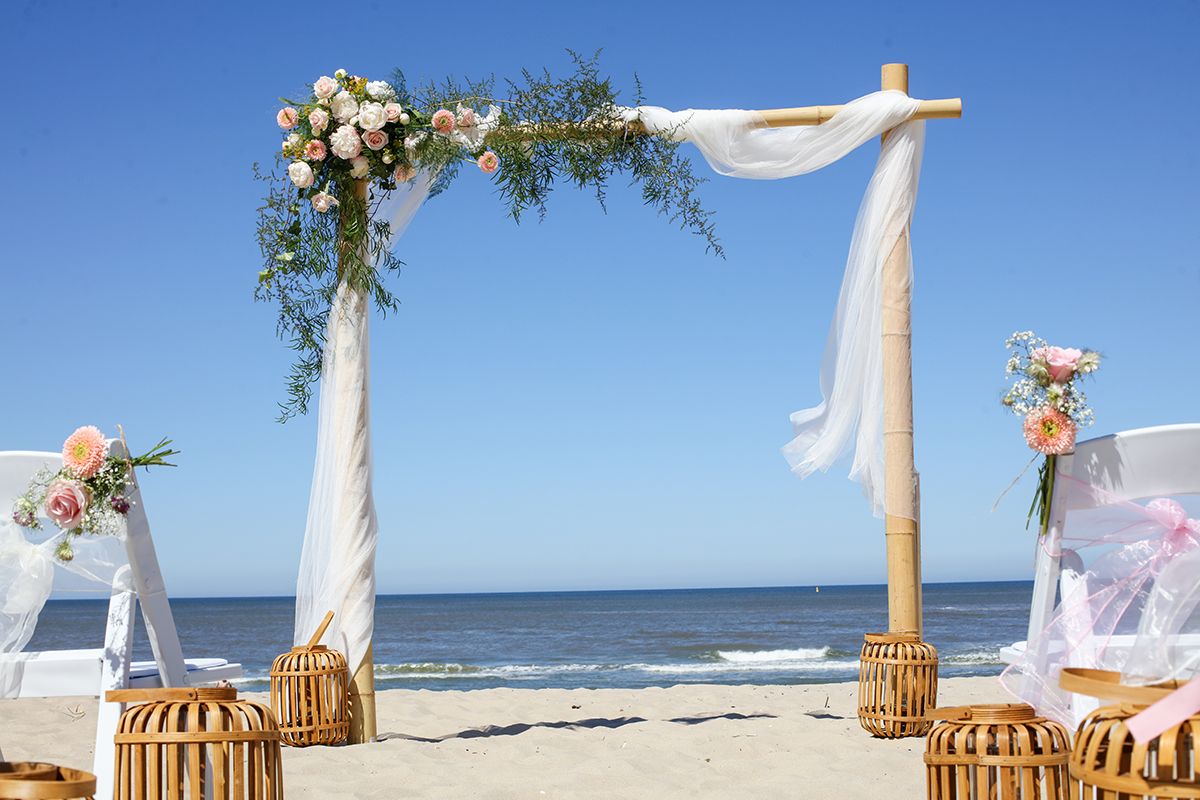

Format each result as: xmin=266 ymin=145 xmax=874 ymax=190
xmin=256 ymin=52 xmax=721 ymax=420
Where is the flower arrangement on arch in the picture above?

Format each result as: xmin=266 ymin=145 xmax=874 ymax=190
xmin=11 ymin=426 xmax=179 ymax=562
xmin=276 ymin=69 xmax=503 ymax=216
xmin=255 ymin=53 xmax=722 ymax=421
xmin=1001 ymin=331 xmax=1101 ymax=535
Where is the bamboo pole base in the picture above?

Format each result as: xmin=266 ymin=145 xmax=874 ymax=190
xmin=348 ymin=644 xmax=377 ymax=744
xmin=857 ymin=632 xmax=938 ymax=738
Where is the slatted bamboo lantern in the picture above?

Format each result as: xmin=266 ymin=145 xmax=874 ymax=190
xmin=1061 ymin=668 xmax=1199 ymax=798
xmin=858 ymin=631 xmax=938 ymax=738
xmin=0 ymin=763 xmax=95 ymax=799
xmin=108 ymin=687 xmax=284 ymax=800
xmin=923 ymin=704 xmax=1070 ymax=799
xmin=270 ymin=611 xmax=350 ymax=747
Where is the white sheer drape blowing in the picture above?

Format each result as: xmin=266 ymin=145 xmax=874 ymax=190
xmin=293 ymin=176 xmax=433 ymax=674
xmin=631 ymin=91 xmax=924 ymax=516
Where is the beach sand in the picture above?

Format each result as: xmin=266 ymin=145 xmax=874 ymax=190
xmin=0 ymin=676 xmax=1002 ymax=798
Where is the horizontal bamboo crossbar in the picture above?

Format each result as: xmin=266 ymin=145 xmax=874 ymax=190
xmin=485 ymin=97 xmax=962 ymax=143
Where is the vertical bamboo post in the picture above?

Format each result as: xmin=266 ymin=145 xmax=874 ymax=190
xmin=338 ymin=178 xmax=378 ymax=744
xmin=879 ymin=63 xmax=922 ymax=637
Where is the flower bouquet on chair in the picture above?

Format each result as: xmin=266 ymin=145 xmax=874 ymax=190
xmin=10 ymin=426 xmax=178 ymax=562
xmin=1000 ymin=331 xmax=1101 ymax=536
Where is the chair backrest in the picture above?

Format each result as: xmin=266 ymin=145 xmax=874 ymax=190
xmin=0 ymin=451 xmax=62 ymax=509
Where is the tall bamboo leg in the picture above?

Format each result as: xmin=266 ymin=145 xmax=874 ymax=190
xmin=879 ymin=62 xmax=922 ymax=638
xmin=348 ymin=644 xmax=376 ymax=743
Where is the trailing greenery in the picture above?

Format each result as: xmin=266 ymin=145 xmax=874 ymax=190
xmin=256 ymin=52 xmax=721 ymax=421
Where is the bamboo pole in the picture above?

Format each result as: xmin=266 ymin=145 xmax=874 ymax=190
xmin=879 ymin=63 xmax=922 ymax=637
xmin=337 ymin=178 xmax=378 ymax=744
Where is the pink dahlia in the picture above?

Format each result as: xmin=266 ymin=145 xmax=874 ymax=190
xmin=431 ymin=109 xmax=456 ymax=134
xmin=1023 ymin=406 xmax=1077 ymax=455
xmin=62 ymin=425 xmax=109 ymax=478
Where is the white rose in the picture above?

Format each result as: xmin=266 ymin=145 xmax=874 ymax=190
xmin=334 ymin=69 xmax=347 ymax=80
xmin=357 ymin=102 xmax=387 ymax=131
xmin=330 ymin=91 xmax=359 ymax=123
xmin=365 ymin=80 xmax=396 ymax=100
xmin=308 ymin=108 xmax=330 ymax=135
xmin=311 ymin=191 xmax=339 ymax=213
xmin=287 ymin=160 xmax=315 ymax=189
xmin=350 ymin=156 xmax=370 ymax=179
xmin=312 ymin=76 xmax=338 ymax=100
xmin=329 ymin=124 xmax=363 ymax=159
xmin=282 ymin=133 xmax=301 ymax=153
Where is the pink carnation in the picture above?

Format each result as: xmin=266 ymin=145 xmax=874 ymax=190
xmin=1023 ymin=406 xmax=1077 ymax=455
xmin=45 ymin=479 xmax=88 ymax=530
xmin=477 ymin=151 xmax=499 ymax=174
xmin=62 ymin=425 xmax=109 ymax=479
xmin=431 ymin=109 xmax=456 ymax=134
xmin=362 ymin=129 xmax=389 ymax=151
xmin=304 ymin=140 xmax=327 ymax=161
xmin=1032 ymin=346 xmax=1083 ymax=383
xmin=276 ymin=107 xmax=299 ymax=130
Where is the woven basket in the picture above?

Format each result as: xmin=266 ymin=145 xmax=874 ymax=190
xmin=924 ymin=704 xmax=1070 ymax=799
xmin=858 ymin=631 xmax=939 ymax=738
xmin=0 ymin=763 xmax=95 ymax=800
xmin=1061 ymin=668 xmax=1199 ymax=798
xmin=108 ymin=687 xmax=284 ymax=800
xmin=270 ymin=644 xmax=350 ymax=747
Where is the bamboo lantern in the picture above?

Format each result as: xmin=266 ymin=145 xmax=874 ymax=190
xmin=108 ymin=687 xmax=284 ymax=800
xmin=858 ymin=631 xmax=939 ymax=738
xmin=270 ymin=610 xmax=350 ymax=747
xmin=1060 ymin=668 xmax=1200 ymax=798
xmin=924 ymin=704 xmax=1070 ymax=799
xmin=0 ymin=763 xmax=95 ymax=800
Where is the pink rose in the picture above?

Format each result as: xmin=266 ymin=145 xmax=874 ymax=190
xmin=431 ymin=109 xmax=456 ymax=134
xmin=384 ymin=102 xmax=403 ymax=123
xmin=362 ymin=129 xmax=389 ymax=151
xmin=477 ymin=151 xmax=499 ymax=174
xmin=311 ymin=191 xmax=338 ymax=213
xmin=45 ymin=480 xmax=88 ymax=530
xmin=458 ymin=107 xmax=477 ymax=128
xmin=312 ymin=76 xmax=338 ymax=99
xmin=304 ymin=140 xmax=327 ymax=161
xmin=277 ymin=107 xmax=299 ymax=130
xmin=1032 ymin=346 xmax=1083 ymax=383
xmin=308 ymin=108 xmax=330 ymax=135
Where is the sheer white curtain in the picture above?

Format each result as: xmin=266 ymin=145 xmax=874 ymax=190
xmin=632 ymin=91 xmax=924 ymax=517
xmin=293 ymin=175 xmax=433 ymax=674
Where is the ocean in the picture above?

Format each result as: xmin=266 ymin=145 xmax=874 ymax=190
xmin=27 ymin=582 xmax=1030 ymax=692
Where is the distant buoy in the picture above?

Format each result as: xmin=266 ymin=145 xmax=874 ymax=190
xmin=815 ymin=586 xmax=820 ymax=593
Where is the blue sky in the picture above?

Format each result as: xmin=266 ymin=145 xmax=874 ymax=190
xmin=1 ymin=1 xmax=1197 ymax=597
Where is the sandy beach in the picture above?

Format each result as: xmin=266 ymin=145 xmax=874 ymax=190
xmin=0 ymin=676 xmax=1001 ymax=798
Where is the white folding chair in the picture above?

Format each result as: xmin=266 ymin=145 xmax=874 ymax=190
xmin=1000 ymin=423 xmax=1200 ymax=725
xmin=0 ymin=443 xmax=241 ymax=799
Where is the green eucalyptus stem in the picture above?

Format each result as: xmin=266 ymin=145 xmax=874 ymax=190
xmin=1026 ymin=454 xmax=1057 ymax=536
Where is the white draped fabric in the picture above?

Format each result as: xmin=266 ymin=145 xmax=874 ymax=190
xmin=631 ymin=91 xmax=924 ymax=517
xmin=295 ymin=92 xmax=927 ymax=665
xmin=293 ymin=175 xmax=433 ymax=674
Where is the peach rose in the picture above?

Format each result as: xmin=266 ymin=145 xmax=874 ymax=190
xmin=276 ymin=107 xmax=299 ymax=130
xmin=313 ymin=76 xmax=338 ymax=99
xmin=362 ymin=129 xmax=388 ymax=151
xmin=308 ymin=108 xmax=330 ymax=135
xmin=45 ymin=480 xmax=88 ymax=530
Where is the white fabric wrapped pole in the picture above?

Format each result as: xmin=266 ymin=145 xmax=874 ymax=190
xmin=293 ymin=175 xmax=433 ymax=676
xmin=630 ymin=91 xmax=924 ymax=517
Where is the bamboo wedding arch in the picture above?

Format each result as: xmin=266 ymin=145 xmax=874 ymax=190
xmin=325 ymin=63 xmax=962 ymax=742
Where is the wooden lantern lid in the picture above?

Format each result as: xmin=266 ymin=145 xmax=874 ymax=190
xmin=1059 ymin=668 xmax=1183 ymax=706
xmin=928 ymin=703 xmax=1042 ymax=725
xmin=105 ymin=687 xmax=238 ymax=703
xmin=864 ymin=631 xmax=922 ymax=644
xmin=0 ymin=763 xmax=97 ymax=799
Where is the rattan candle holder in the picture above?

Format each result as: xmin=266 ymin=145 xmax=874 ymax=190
xmin=270 ymin=609 xmax=350 ymax=748
xmin=858 ymin=631 xmax=939 ymax=738
xmin=108 ymin=687 xmax=284 ymax=800
xmin=1061 ymin=668 xmax=1199 ymax=798
xmin=924 ymin=704 xmax=1070 ymax=799
xmin=0 ymin=763 xmax=95 ymax=800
